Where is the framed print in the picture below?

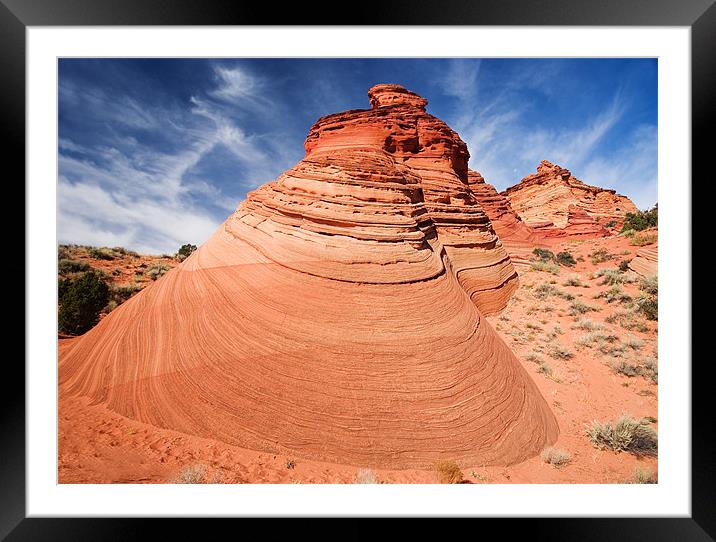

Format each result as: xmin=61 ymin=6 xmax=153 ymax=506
xmin=6 ymin=0 xmax=711 ymax=539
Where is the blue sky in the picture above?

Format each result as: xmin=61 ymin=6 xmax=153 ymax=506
xmin=59 ymin=58 xmax=657 ymax=254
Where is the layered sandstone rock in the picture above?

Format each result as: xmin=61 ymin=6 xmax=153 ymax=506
xmin=467 ymin=169 xmax=542 ymax=263
xmin=629 ymin=242 xmax=658 ymax=277
xmin=503 ymin=160 xmax=638 ymax=233
xmin=59 ymin=84 xmax=558 ymax=469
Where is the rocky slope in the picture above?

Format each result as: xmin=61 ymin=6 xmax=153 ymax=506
xmin=503 ymin=160 xmax=638 ymax=233
xmin=59 ymin=84 xmax=558 ymax=470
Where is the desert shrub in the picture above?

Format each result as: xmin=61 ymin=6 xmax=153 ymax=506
xmin=176 ymin=243 xmax=198 ymax=262
xmin=548 ymin=344 xmax=573 ymax=360
xmin=111 ymin=246 xmax=138 ymax=257
xmin=575 ymin=331 xmax=616 ymax=349
xmin=536 ymin=362 xmax=554 ymax=377
xmin=532 ymin=248 xmax=556 ymax=262
xmin=605 ymin=308 xmax=650 ymax=332
xmin=589 ymin=248 xmax=612 ymax=265
xmin=619 ymin=259 xmax=631 ymax=272
xmin=58 ymin=258 xmax=90 ymax=275
xmin=354 ymin=468 xmax=378 ymax=484
xmin=111 ymin=283 xmax=142 ymax=303
xmin=172 ymin=464 xmax=207 ymax=484
xmin=530 ymin=261 xmax=561 ymax=275
xmin=571 ymin=318 xmax=604 ymax=331
xmin=595 ymin=268 xmax=637 ymax=286
xmin=598 ymin=285 xmax=632 ymax=304
xmin=630 ymin=232 xmax=658 ymax=246
xmin=563 ymin=275 xmax=585 ymax=287
xmin=87 ymin=246 xmax=118 ymax=260
xmin=434 ymin=460 xmax=464 ymax=484
xmin=58 ymin=271 xmax=110 ymax=335
xmin=630 ymin=467 xmax=657 ymax=484
xmin=639 ymin=275 xmax=658 ymax=296
xmin=525 ymin=352 xmax=545 ymax=364
xmin=624 ymin=336 xmax=644 ymax=350
xmin=534 ymin=283 xmax=574 ymax=301
xmin=556 ymin=251 xmax=576 ymax=267
xmin=541 ymin=447 xmax=571 ymax=468
xmin=634 ymin=275 xmax=658 ymax=320
xmin=604 ymin=220 xmax=617 ymax=229
xmin=586 ymin=415 xmax=658 ymax=456
xmin=285 ymin=458 xmax=296 ymax=470
xmin=569 ymin=299 xmax=598 ymax=316
xmin=58 ymin=245 xmax=74 ymax=260
xmin=621 ymin=205 xmax=658 ymax=232
xmin=641 ymin=357 xmax=658 ymax=383
xmin=145 ymin=263 xmax=170 ymax=281
xmin=610 ymin=360 xmax=640 ymax=377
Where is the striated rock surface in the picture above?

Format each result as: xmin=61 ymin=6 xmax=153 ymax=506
xmin=467 ymin=169 xmax=542 ymax=263
xmin=59 ymin=84 xmax=558 ymax=470
xmin=629 ymin=242 xmax=658 ymax=277
xmin=503 ymin=160 xmax=639 ymax=233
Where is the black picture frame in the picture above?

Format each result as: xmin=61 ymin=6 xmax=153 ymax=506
xmin=6 ymin=0 xmax=709 ymax=539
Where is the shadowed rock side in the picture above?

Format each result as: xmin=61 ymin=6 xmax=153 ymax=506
xmin=503 ymin=160 xmax=639 ymax=234
xmin=59 ymin=84 xmax=558 ymax=469
xmin=629 ymin=243 xmax=658 ymax=276
xmin=467 ymin=170 xmax=542 ymax=264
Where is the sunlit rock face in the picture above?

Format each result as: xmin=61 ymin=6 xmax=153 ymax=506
xmin=59 ymin=85 xmax=558 ymax=469
xmin=629 ymin=243 xmax=658 ymax=276
xmin=503 ymin=160 xmax=639 ymax=235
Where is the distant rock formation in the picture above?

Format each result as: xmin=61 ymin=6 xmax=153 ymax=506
xmin=59 ymin=84 xmax=558 ymax=470
xmin=503 ymin=160 xmax=639 ymax=234
xmin=467 ymin=169 xmax=542 ymax=263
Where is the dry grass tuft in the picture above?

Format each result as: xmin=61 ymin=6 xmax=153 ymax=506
xmin=354 ymin=468 xmax=378 ymax=484
xmin=172 ymin=463 xmax=207 ymax=484
xmin=586 ymin=415 xmax=658 ymax=457
xmin=434 ymin=460 xmax=464 ymax=484
xmin=541 ymin=447 xmax=571 ymax=468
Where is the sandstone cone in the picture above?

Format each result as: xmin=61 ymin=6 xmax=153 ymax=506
xmin=503 ymin=160 xmax=638 ymax=234
xmin=59 ymin=84 xmax=559 ymax=469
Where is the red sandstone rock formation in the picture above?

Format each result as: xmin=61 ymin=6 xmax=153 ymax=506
xmin=59 ymin=84 xmax=558 ymax=469
xmin=467 ymin=169 xmax=542 ymax=263
xmin=503 ymin=160 xmax=639 ymax=233
xmin=629 ymin=242 xmax=658 ymax=276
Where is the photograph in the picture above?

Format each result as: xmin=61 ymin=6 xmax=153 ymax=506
xmin=56 ymin=57 xmax=660 ymax=485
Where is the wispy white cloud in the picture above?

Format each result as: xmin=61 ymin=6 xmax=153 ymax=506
xmin=58 ymin=64 xmax=291 ymax=254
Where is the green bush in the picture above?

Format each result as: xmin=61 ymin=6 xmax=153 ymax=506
xmin=87 ymin=247 xmax=118 ymax=260
xmin=630 ymin=232 xmax=658 ymax=246
xmin=176 ymin=243 xmax=198 ymax=262
xmin=58 ymin=271 xmax=110 ymax=335
xmin=621 ymin=205 xmax=658 ymax=232
xmin=532 ymin=248 xmax=555 ymax=262
xmin=111 ymin=283 xmax=142 ymax=303
xmin=58 ymin=259 xmax=90 ymax=275
xmin=635 ymin=275 xmax=658 ymax=320
xmin=556 ymin=251 xmax=576 ymax=267
xmin=618 ymin=259 xmax=631 ymax=272
xmin=589 ymin=248 xmax=612 ymax=265
xmin=604 ymin=220 xmax=617 ymax=229
xmin=146 ymin=263 xmax=170 ymax=281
